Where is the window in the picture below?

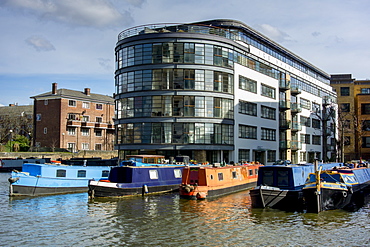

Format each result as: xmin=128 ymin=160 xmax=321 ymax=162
xmin=43 ymin=127 xmax=47 ymax=134
xmin=340 ymin=87 xmax=350 ymax=96
xmin=81 ymin=129 xmax=89 ymax=136
xmin=44 ymin=99 xmax=48 ymax=105
xmin=232 ymin=171 xmax=238 ymax=179
xmin=95 ymin=130 xmax=102 ymax=137
xmin=56 ymin=169 xmax=66 ymax=177
xmin=362 ymin=137 xmax=370 ymax=148
xmin=239 ymin=75 xmax=257 ymax=93
xmin=363 ymin=120 xmax=370 ymax=131
xmin=238 ymin=149 xmax=250 ymax=163
xmin=361 ymin=104 xmax=370 ymax=115
xmin=239 ymin=125 xmax=257 ymax=139
xmin=344 ymin=136 xmax=351 ymax=145
xmin=312 ymin=135 xmax=321 ymax=145
xmin=96 ymin=117 xmax=103 ymax=123
xmin=261 ymin=105 xmax=276 ymax=120
xmin=300 ymin=152 xmax=306 ymax=162
xmin=95 ymin=143 xmax=102 ymax=150
xmin=81 ymin=116 xmax=89 ymax=122
xmin=69 ymin=100 xmax=76 ymax=107
xmin=218 ymin=172 xmax=224 ymax=181
xmin=96 ymin=104 xmax=103 ymax=110
xmin=149 ymin=170 xmax=158 ymax=179
xmin=249 ymin=169 xmax=253 ymax=176
xmin=340 ymin=103 xmax=350 ymax=112
xmin=261 ymin=84 xmax=276 ymax=99
xmin=82 ymin=143 xmax=89 ymax=150
xmin=300 ymin=116 xmax=310 ymax=127
xmin=36 ymin=114 xmax=41 ymax=121
xmin=77 ymin=170 xmax=87 ymax=177
xmin=300 ymin=98 xmax=310 ymax=110
xmin=239 ymin=100 xmax=257 ymax=116
xmin=67 ymin=143 xmax=75 ymax=152
xmin=361 ymin=88 xmax=370 ymax=94
xmin=68 ymin=128 xmax=76 ymax=135
xmin=312 ymin=119 xmax=321 ymax=129
xmin=261 ymin=128 xmax=276 ymax=141
xmin=82 ymin=102 xmax=90 ymax=109
xmin=102 ymin=170 xmax=109 ymax=177
xmin=300 ymin=134 xmax=310 ymax=144
xmin=174 ymin=169 xmax=182 ymax=178
xmin=267 ymin=150 xmax=276 ymax=162
xmin=68 ymin=113 xmax=78 ymax=120
xmin=312 ymin=102 xmax=320 ymax=113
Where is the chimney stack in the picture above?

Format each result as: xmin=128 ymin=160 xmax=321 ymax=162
xmin=52 ymin=83 xmax=57 ymax=94
xmin=84 ymin=88 xmax=90 ymax=96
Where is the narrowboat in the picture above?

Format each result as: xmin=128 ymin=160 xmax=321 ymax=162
xmin=303 ymin=164 xmax=370 ymax=213
xmin=179 ymin=162 xmax=263 ymax=200
xmin=8 ymin=163 xmax=111 ymax=196
xmin=0 ymin=158 xmax=49 ymax=172
xmin=250 ymin=160 xmax=339 ymax=211
xmin=88 ymin=155 xmax=187 ymax=198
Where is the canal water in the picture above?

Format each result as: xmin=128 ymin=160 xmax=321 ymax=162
xmin=1 ymin=172 xmax=369 ymax=247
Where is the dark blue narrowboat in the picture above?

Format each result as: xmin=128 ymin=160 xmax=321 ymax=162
xmin=88 ymin=155 xmax=186 ymax=198
xmin=250 ymin=161 xmax=339 ymax=211
xmin=303 ymin=165 xmax=370 ymax=213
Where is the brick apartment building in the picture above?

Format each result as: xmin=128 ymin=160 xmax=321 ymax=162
xmin=31 ymin=83 xmax=115 ymax=152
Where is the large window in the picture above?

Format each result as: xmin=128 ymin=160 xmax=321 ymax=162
xmin=300 ymin=116 xmax=311 ymax=127
xmin=238 ymin=149 xmax=250 ymax=162
xmin=312 ymin=135 xmax=321 ymax=145
xmin=239 ymin=76 xmax=257 ymax=93
xmin=312 ymin=119 xmax=321 ymax=129
xmin=300 ymin=98 xmax=310 ymax=110
xmin=261 ymin=128 xmax=276 ymax=141
xmin=239 ymin=125 xmax=257 ymax=139
xmin=340 ymin=87 xmax=350 ymax=96
xmin=69 ymin=100 xmax=76 ymax=107
xmin=267 ymin=150 xmax=276 ymax=162
xmin=261 ymin=105 xmax=276 ymax=120
xmin=81 ymin=129 xmax=89 ymax=136
xmin=239 ymin=100 xmax=257 ymax=116
xmin=261 ymin=84 xmax=275 ymax=99
xmin=361 ymin=104 xmax=370 ymax=115
xmin=300 ymin=134 xmax=310 ymax=144
xmin=362 ymin=137 xmax=370 ymax=148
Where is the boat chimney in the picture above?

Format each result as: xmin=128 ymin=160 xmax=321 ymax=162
xmin=52 ymin=83 xmax=57 ymax=95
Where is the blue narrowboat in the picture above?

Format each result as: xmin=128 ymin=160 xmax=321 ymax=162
xmin=88 ymin=155 xmax=186 ymax=198
xmin=303 ymin=164 xmax=370 ymax=212
xmin=250 ymin=161 xmax=339 ymax=211
xmin=9 ymin=163 xmax=111 ymax=196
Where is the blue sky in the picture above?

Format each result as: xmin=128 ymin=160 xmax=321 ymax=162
xmin=1 ymin=0 xmax=369 ymax=106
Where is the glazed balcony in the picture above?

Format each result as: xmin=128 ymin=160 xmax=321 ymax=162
xmin=291 ymin=122 xmax=302 ymax=132
xmin=291 ymin=86 xmax=301 ymax=95
xmin=291 ymin=141 xmax=302 ymax=151
xmin=279 ymin=80 xmax=290 ymax=91
xmin=279 ymin=120 xmax=291 ymax=130
xmin=291 ymin=103 xmax=302 ymax=114
xmin=279 ymin=100 xmax=291 ymax=111
xmin=279 ymin=140 xmax=291 ymax=149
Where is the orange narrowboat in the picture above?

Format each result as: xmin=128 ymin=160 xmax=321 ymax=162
xmin=180 ymin=163 xmax=263 ymax=199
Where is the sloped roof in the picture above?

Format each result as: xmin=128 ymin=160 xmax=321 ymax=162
xmin=0 ymin=105 xmax=33 ymax=116
xmin=31 ymin=88 xmax=114 ymax=104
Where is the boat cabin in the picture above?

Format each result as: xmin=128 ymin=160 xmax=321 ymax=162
xmin=121 ymin=155 xmax=165 ymax=166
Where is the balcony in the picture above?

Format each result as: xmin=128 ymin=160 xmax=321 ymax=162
xmin=291 ymin=86 xmax=301 ymax=95
xmin=279 ymin=120 xmax=291 ymax=130
xmin=95 ymin=122 xmax=108 ymax=129
xmin=279 ymin=80 xmax=290 ymax=91
xmin=107 ymin=123 xmax=114 ymax=130
xmin=81 ymin=121 xmax=95 ymax=128
xmin=291 ymin=141 xmax=302 ymax=151
xmin=279 ymin=100 xmax=291 ymax=111
xmin=279 ymin=140 xmax=291 ymax=149
xmin=67 ymin=120 xmax=81 ymax=127
xmin=291 ymin=122 xmax=302 ymax=132
xmin=291 ymin=103 xmax=302 ymax=114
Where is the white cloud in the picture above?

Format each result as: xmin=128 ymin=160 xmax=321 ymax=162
xmin=0 ymin=0 xmax=134 ymax=29
xmin=25 ymin=35 xmax=55 ymax=52
xmin=255 ymin=24 xmax=294 ymax=44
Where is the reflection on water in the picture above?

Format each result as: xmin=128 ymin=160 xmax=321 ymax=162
xmin=0 ymin=172 xmax=370 ymax=247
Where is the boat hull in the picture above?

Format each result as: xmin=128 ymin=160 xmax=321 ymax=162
xmin=10 ymin=184 xmax=87 ymax=196
xmin=88 ymin=180 xmax=180 ymax=197
xmin=250 ymin=186 xmax=304 ymax=211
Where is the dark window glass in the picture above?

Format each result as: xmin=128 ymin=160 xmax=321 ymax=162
xmin=77 ymin=170 xmax=86 ymax=178
xmin=56 ymin=169 xmax=66 ymax=177
xmin=340 ymin=87 xmax=350 ymax=96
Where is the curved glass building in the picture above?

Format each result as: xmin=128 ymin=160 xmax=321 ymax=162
xmin=114 ymin=19 xmax=337 ymax=164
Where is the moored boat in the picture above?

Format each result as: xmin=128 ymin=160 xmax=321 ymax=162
xmin=179 ymin=162 xmax=262 ymax=200
xmin=250 ymin=161 xmax=339 ymax=211
xmin=8 ymin=163 xmax=111 ymax=196
xmin=303 ymin=164 xmax=370 ymax=213
xmin=0 ymin=158 xmax=49 ymax=172
xmin=88 ymin=155 xmax=187 ymax=198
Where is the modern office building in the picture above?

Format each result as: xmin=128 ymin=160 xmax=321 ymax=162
xmin=115 ymin=19 xmax=337 ymax=164
xmin=331 ymin=74 xmax=370 ymax=161
xmin=31 ymin=83 xmax=115 ymax=152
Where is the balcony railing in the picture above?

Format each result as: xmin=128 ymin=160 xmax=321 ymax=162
xmin=279 ymin=100 xmax=291 ymax=110
xmin=279 ymin=120 xmax=291 ymax=130
xmin=291 ymin=103 xmax=302 ymax=114
xmin=291 ymin=122 xmax=302 ymax=132
xmin=279 ymin=140 xmax=291 ymax=149
xmin=291 ymin=141 xmax=302 ymax=150
xmin=291 ymin=86 xmax=302 ymax=95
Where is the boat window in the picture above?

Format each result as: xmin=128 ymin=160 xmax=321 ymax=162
xmin=277 ymin=170 xmax=289 ymax=187
xmin=218 ymin=172 xmax=224 ymax=181
xmin=320 ymin=173 xmax=341 ymax=183
xmin=249 ymin=169 xmax=253 ymax=176
xmin=261 ymin=170 xmax=273 ymax=186
xmin=102 ymin=170 xmax=109 ymax=177
xmin=232 ymin=171 xmax=238 ymax=179
xmin=255 ymin=169 xmax=258 ymax=175
xmin=174 ymin=169 xmax=182 ymax=178
xmin=56 ymin=169 xmax=66 ymax=177
xmin=210 ymin=175 xmax=214 ymax=180
xmin=149 ymin=170 xmax=158 ymax=179
xmin=77 ymin=170 xmax=86 ymax=177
